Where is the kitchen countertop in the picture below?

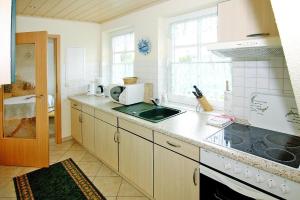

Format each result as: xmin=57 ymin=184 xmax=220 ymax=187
xmin=69 ymin=95 xmax=300 ymax=184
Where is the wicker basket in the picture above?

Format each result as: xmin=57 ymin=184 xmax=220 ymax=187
xmin=123 ymin=77 xmax=138 ymax=85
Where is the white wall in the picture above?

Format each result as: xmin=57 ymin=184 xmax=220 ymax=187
xmin=100 ymin=0 xmax=218 ymax=98
xmin=16 ymin=16 xmax=101 ymax=138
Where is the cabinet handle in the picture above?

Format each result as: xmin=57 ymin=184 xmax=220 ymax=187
xmin=166 ymin=141 xmax=181 ymax=148
xmin=114 ymin=132 xmax=118 ymax=143
xmin=246 ymin=33 xmax=270 ymax=37
xmin=193 ymin=167 xmax=199 ymax=186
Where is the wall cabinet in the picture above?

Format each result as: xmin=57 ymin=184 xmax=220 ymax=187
xmin=82 ymin=112 xmax=95 ymax=153
xmin=154 ymin=144 xmax=199 ymax=200
xmin=94 ymin=119 xmax=118 ymax=171
xmin=71 ymin=107 xmax=82 ymax=144
xmin=218 ymin=0 xmax=278 ymax=42
xmin=119 ymin=129 xmax=153 ymax=196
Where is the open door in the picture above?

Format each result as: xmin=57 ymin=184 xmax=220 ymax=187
xmin=0 ymin=31 xmax=49 ymax=167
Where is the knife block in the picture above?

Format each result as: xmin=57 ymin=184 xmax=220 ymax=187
xmin=198 ymin=96 xmax=213 ymax=112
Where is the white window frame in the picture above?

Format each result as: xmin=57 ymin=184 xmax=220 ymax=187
xmin=110 ymin=30 xmax=135 ymax=84
xmin=166 ymin=7 xmax=231 ymax=110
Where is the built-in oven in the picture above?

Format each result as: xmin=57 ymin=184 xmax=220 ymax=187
xmin=200 ymin=165 xmax=279 ymax=200
xmin=199 ymin=149 xmax=298 ymax=200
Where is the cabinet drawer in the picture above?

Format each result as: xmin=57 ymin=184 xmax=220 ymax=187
xmin=82 ymin=104 xmax=94 ymax=116
xmin=119 ymin=119 xmax=153 ymax=141
xmin=154 ymin=132 xmax=199 ymax=161
xmin=95 ymin=109 xmax=117 ymax=126
xmin=71 ymin=101 xmax=81 ymax=110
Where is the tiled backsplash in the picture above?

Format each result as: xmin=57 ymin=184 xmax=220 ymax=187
xmin=228 ymin=57 xmax=293 ymax=120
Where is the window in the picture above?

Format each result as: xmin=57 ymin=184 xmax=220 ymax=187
xmin=168 ymin=8 xmax=231 ymax=109
xmin=111 ymin=32 xmax=134 ymax=84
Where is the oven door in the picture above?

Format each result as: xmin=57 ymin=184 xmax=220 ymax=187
xmin=200 ymin=165 xmax=278 ymax=200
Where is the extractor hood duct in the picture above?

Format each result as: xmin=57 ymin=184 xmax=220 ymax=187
xmin=206 ymin=37 xmax=284 ymax=58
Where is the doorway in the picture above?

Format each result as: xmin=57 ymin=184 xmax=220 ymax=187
xmin=48 ymin=35 xmax=62 ymax=144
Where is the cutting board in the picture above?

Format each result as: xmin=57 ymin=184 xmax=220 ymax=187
xmin=249 ymin=93 xmax=300 ymax=135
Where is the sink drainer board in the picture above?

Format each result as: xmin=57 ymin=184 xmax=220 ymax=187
xmin=112 ymin=102 xmax=183 ymax=123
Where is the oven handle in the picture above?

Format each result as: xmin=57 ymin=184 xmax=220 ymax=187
xmin=200 ymin=165 xmax=277 ymax=200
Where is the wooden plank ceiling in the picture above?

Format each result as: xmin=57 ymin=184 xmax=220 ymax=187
xmin=17 ymin=0 xmax=167 ymax=23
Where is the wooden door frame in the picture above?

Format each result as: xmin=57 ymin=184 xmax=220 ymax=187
xmin=48 ymin=34 xmax=62 ymax=144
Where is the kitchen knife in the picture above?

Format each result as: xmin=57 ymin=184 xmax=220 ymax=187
xmin=193 ymin=85 xmax=203 ymax=97
xmin=192 ymin=91 xmax=199 ymax=98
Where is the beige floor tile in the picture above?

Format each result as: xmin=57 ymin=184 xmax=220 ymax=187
xmin=76 ymin=161 xmax=102 ymax=176
xmin=87 ymin=176 xmax=95 ymax=182
xmin=0 ymin=166 xmax=22 ymax=177
xmin=49 ymin=140 xmax=74 ymax=151
xmin=59 ymin=150 xmax=86 ymax=161
xmin=69 ymin=143 xmax=85 ymax=151
xmin=96 ymin=164 xmax=119 ymax=177
xmin=80 ymin=152 xmax=98 ymax=162
xmin=0 ymin=198 xmax=17 ymax=200
xmin=106 ymin=197 xmax=117 ymax=200
xmin=118 ymin=181 xmax=144 ymax=197
xmin=0 ymin=179 xmax=16 ymax=198
xmin=93 ymin=177 xmax=122 ymax=197
xmin=17 ymin=167 xmax=39 ymax=176
xmin=117 ymin=197 xmax=149 ymax=200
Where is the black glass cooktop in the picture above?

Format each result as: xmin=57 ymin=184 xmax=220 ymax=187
xmin=207 ymin=123 xmax=300 ymax=168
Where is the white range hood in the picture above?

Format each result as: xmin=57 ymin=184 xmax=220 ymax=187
xmin=206 ymin=37 xmax=284 ymax=58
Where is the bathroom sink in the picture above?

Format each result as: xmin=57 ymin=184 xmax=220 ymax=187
xmin=112 ymin=102 xmax=183 ymax=123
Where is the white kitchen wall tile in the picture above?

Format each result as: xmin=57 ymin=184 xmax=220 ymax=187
xmin=232 ymin=67 xmax=245 ymax=77
xmin=245 ymin=67 xmax=256 ymax=77
xmin=232 ymin=61 xmax=244 ymax=67
xmin=257 ymin=78 xmax=269 ymax=89
xmin=232 ymin=96 xmax=244 ymax=107
xmin=257 ymin=61 xmax=269 ymax=67
xmin=257 ymin=67 xmax=269 ymax=78
xmin=232 ymin=106 xmax=245 ymax=119
xmin=232 ymin=87 xmax=244 ymax=97
xmin=245 ymin=78 xmax=257 ymax=88
xmin=269 ymin=78 xmax=283 ymax=90
xmin=270 ymin=58 xmax=284 ymax=68
xmin=245 ymin=88 xmax=257 ymax=97
xmin=256 ymin=88 xmax=269 ymax=94
xmin=284 ymin=79 xmax=293 ymax=91
xmin=232 ymin=77 xmax=245 ymax=87
xmin=284 ymin=68 xmax=290 ymax=79
xmin=268 ymin=89 xmax=283 ymax=95
xmin=244 ymin=61 xmax=256 ymax=67
xmin=269 ymin=68 xmax=284 ymax=78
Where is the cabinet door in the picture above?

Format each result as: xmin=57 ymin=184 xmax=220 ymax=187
xmin=71 ymin=108 xmax=82 ymax=144
xmin=218 ymin=0 xmax=278 ymax=42
xmin=119 ymin=129 xmax=153 ymax=196
xmin=95 ymin=119 xmax=118 ymax=171
xmin=154 ymin=144 xmax=199 ymax=200
xmin=82 ymin=113 xmax=95 ymax=153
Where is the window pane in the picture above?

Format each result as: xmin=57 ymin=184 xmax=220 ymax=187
xmin=200 ymin=15 xmax=217 ymax=44
xmin=125 ymin=33 xmax=134 ymax=51
xmin=112 ymin=35 xmax=125 ymax=52
xmin=172 ymin=20 xmax=197 ymax=46
xmin=174 ymin=47 xmax=197 ymax=63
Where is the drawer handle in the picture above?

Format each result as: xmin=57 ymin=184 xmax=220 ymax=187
xmin=166 ymin=141 xmax=181 ymax=148
xmin=114 ymin=132 xmax=118 ymax=143
xmin=193 ymin=167 xmax=199 ymax=186
xmin=246 ymin=33 xmax=270 ymax=37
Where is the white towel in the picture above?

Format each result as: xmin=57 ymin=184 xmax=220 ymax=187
xmin=207 ymin=115 xmax=233 ymax=128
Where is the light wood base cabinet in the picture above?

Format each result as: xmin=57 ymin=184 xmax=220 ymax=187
xmin=119 ymin=129 xmax=153 ymax=196
xmin=154 ymin=144 xmax=199 ymax=200
xmin=82 ymin=113 xmax=95 ymax=153
xmin=95 ymin=119 xmax=118 ymax=171
xmin=71 ymin=108 xmax=82 ymax=144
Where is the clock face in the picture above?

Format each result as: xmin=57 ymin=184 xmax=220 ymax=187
xmin=138 ymin=39 xmax=151 ymax=55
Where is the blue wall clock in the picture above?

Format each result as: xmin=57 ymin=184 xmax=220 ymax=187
xmin=138 ymin=38 xmax=151 ymax=55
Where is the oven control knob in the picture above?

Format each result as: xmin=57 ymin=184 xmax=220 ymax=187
xmin=267 ymin=179 xmax=275 ymax=188
xmin=255 ymin=174 xmax=264 ymax=183
xmin=280 ymin=184 xmax=289 ymax=194
xmin=224 ymin=163 xmax=231 ymax=170
xmin=244 ymin=169 xmax=251 ymax=178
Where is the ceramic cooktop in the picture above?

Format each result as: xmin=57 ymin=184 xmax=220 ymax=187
xmin=207 ymin=123 xmax=300 ymax=168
